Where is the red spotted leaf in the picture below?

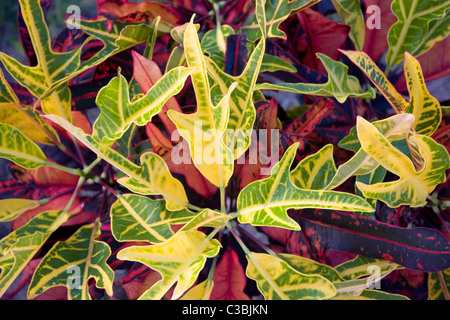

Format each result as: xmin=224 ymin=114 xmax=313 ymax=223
xmin=293 ymin=209 xmax=450 ymax=272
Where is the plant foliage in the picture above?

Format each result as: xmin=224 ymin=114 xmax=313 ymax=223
xmin=0 ymin=0 xmax=449 ymax=300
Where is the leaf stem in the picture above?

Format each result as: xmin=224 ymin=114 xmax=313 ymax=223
xmin=45 ymin=161 xmax=81 ymax=176
xmin=205 ymin=228 xmax=224 ymax=296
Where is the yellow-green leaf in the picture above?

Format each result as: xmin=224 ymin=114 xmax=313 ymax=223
xmin=355 ymin=116 xmax=450 ymax=207
xmin=242 ymin=0 xmax=321 ymax=41
xmin=386 ymin=0 xmax=450 ymax=69
xmin=117 ymin=230 xmax=221 ymax=300
xmin=111 ymin=195 xmax=196 ymax=244
xmin=0 ymin=123 xmax=47 ymax=170
xmin=0 ymin=210 xmax=67 ymax=297
xmin=237 ymin=143 xmax=374 ymax=230
xmin=246 ymin=252 xmax=336 ymax=300
xmin=0 ymin=0 xmax=89 ymax=121
xmin=255 ymin=53 xmax=376 ymax=103
xmin=28 ymin=221 xmax=114 ymax=300
xmin=168 ymin=19 xmax=236 ymax=187
xmin=0 ymin=68 xmax=58 ymax=145
xmin=44 ymin=115 xmax=189 ymax=211
xmin=179 ymin=280 xmax=213 ymax=300
xmin=92 ymin=67 xmax=193 ymax=145
xmin=331 ymin=0 xmax=365 ymax=50
xmin=403 ymin=52 xmax=442 ymax=136
xmin=327 ymin=113 xmax=416 ymax=190
xmin=0 ymin=198 xmax=40 ymax=222
xmin=290 ymin=144 xmax=336 ymax=190
xmin=342 ymin=50 xmax=443 ymax=136
xmin=428 ymin=269 xmax=450 ymax=300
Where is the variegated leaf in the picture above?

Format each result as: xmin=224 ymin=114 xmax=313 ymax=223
xmin=331 ymin=0 xmax=365 ymax=50
xmin=290 ymin=144 xmax=336 ymax=190
xmin=0 ymin=198 xmax=40 ymax=222
xmin=204 ymin=1 xmax=267 ymax=160
xmin=0 ymin=0 xmax=89 ymax=121
xmin=255 ymin=53 xmax=376 ymax=103
xmin=44 ymin=115 xmax=189 ymax=211
xmin=92 ymin=67 xmax=193 ymax=145
xmin=117 ymin=230 xmax=221 ymax=300
xmin=355 ymin=117 xmax=450 ymax=207
xmin=386 ymin=0 xmax=450 ymax=69
xmin=41 ymin=20 xmax=161 ymax=101
xmin=242 ymin=0 xmax=321 ymax=41
xmin=167 ymin=19 xmax=236 ymax=188
xmin=0 ymin=68 xmax=58 ymax=145
xmin=111 ymin=194 xmax=196 ymax=244
xmin=0 ymin=210 xmax=67 ymax=297
xmin=237 ymin=143 xmax=374 ymax=230
xmin=179 ymin=280 xmax=213 ymax=300
xmin=403 ymin=52 xmax=442 ymax=136
xmin=428 ymin=268 xmax=450 ymax=300
xmin=0 ymin=123 xmax=47 ymax=170
xmin=327 ymin=114 xmax=416 ymax=190
xmin=28 ymin=221 xmax=114 ymax=300
xmin=246 ymin=252 xmax=336 ymax=300
xmin=342 ymin=50 xmax=443 ymax=136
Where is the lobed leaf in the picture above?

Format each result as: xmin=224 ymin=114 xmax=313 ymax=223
xmin=246 ymin=252 xmax=336 ymax=300
xmin=0 ymin=123 xmax=47 ymax=170
xmin=355 ymin=117 xmax=450 ymax=207
xmin=92 ymin=67 xmax=193 ymax=145
xmin=168 ymin=19 xmax=236 ymax=187
xmin=28 ymin=221 xmax=114 ymax=300
xmin=117 ymin=230 xmax=221 ymax=300
xmin=237 ymin=143 xmax=374 ymax=230
xmin=45 ymin=115 xmax=189 ymax=211
xmin=386 ymin=0 xmax=450 ymax=68
xmin=255 ymin=53 xmax=376 ymax=103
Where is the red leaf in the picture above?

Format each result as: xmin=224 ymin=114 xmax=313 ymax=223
xmin=362 ymin=0 xmax=397 ymax=62
xmin=238 ymin=99 xmax=281 ymax=189
xmin=285 ymin=98 xmax=334 ymax=136
xmin=394 ymin=37 xmax=450 ymax=92
xmin=133 ymin=50 xmax=181 ymax=136
xmin=283 ymin=9 xmax=350 ymax=74
xmin=210 ymin=249 xmax=250 ymax=300
xmin=97 ymin=0 xmax=182 ymax=26
xmin=432 ymin=114 xmax=450 ymax=155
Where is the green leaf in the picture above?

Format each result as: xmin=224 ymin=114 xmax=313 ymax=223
xmin=355 ymin=116 xmax=450 ymax=207
xmin=237 ymin=143 xmax=374 ymax=230
xmin=28 ymin=221 xmax=114 ymax=300
xmin=41 ymin=20 xmax=162 ymax=102
xmin=334 ymin=256 xmax=401 ymax=281
xmin=428 ymin=269 xmax=450 ymax=300
xmin=0 ymin=199 xmax=40 ymax=222
xmin=117 ymin=230 xmax=221 ymax=300
xmin=386 ymin=0 xmax=450 ymax=69
xmin=242 ymin=0 xmax=321 ymax=41
xmin=44 ymin=115 xmax=189 ymax=211
xmin=92 ymin=67 xmax=193 ymax=145
xmin=290 ymin=144 xmax=336 ymax=190
xmin=246 ymin=252 xmax=336 ymax=300
xmin=255 ymin=53 xmax=376 ymax=103
xmin=0 ymin=0 xmax=88 ymax=121
xmin=201 ymin=25 xmax=235 ymax=70
xmin=168 ymin=19 xmax=236 ymax=188
xmin=111 ymin=194 xmax=196 ymax=244
xmin=0 ymin=210 xmax=67 ymax=297
xmin=331 ymin=0 xmax=365 ymax=50
xmin=0 ymin=123 xmax=47 ymax=170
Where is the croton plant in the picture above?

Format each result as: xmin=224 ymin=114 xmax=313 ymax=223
xmin=0 ymin=0 xmax=449 ymax=300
